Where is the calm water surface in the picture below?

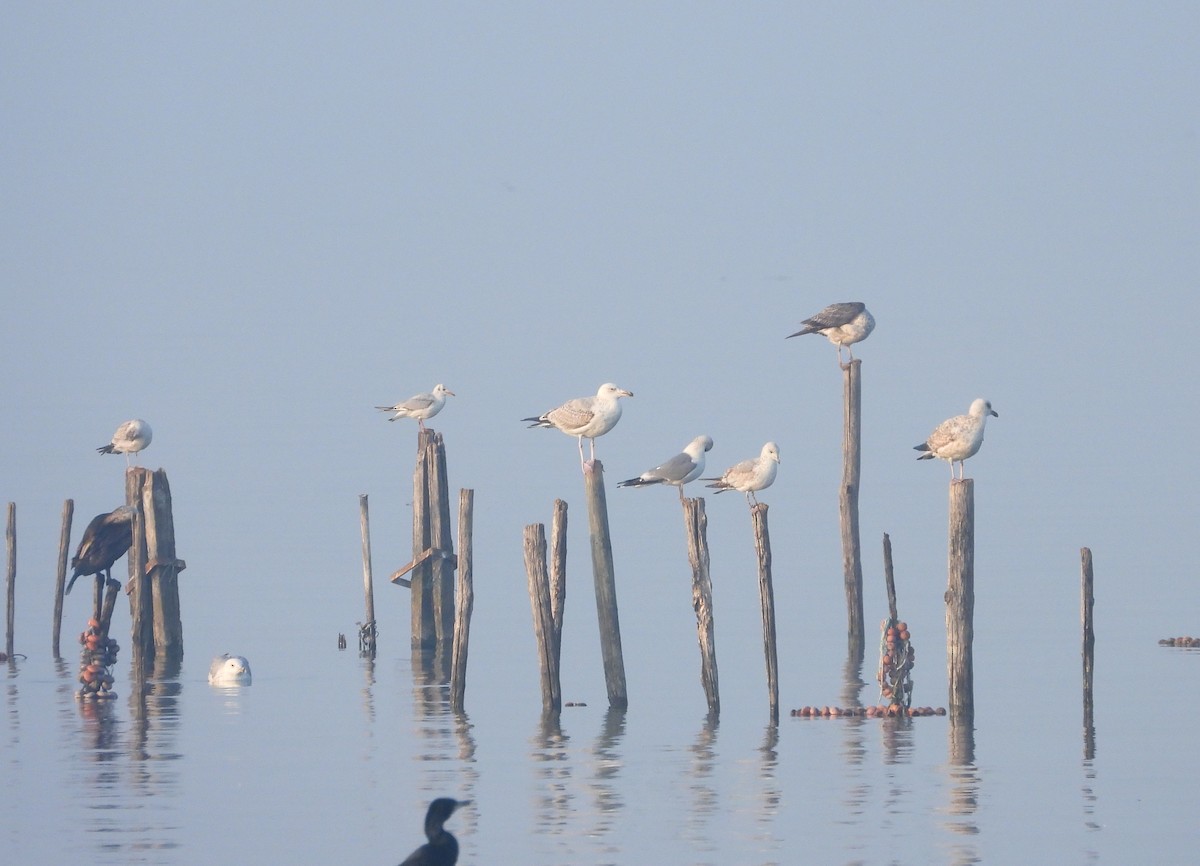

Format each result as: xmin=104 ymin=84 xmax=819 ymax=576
xmin=4 ymin=576 xmax=1198 ymax=865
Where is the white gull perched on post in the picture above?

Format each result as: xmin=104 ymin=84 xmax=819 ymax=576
xmin=376 ymin=384 xmax=455 ymax=431
xmin=915 ymin=398 xmax=999 ymax=479
xmin=787 ymin=302 xmax=875 ymax=365
xmin=618 ymin=435 xmax=713 ymax=502
xmin=97 ymin=419 xmax=152 ymax=465
xmin=522 ymin=383 xmax=633 ymax=466
xmin=703 ymin=442 xmax=780 ymax=506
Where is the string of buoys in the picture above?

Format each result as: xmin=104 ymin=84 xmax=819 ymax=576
xmin=76 ymin=617 xmax=119 ymax=700
xmin=790 ymin=705 xmax=946 ymax=718
xmin=877 ymin=618 xmax=915 ymax=708
xmin=1159 ymin=636 xmax=1200 ymax=647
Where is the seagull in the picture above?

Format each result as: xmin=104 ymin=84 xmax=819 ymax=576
xmin=915 ymin=398 xmax=999 ymax=479
xmin=377 ymin=384 xmax=455 ymax=431
xmin=522 ymin=383 xmax=633 ymax=466
xmin=787 ymin=302 xmax=875 ymax=365
xmin=66 ymin=506 xmax=135 ymax=597
xmin=703 ymin=442 xmax=781 ymax=506
xmin=97 ymin=419 xmax=152 ymax=466
xmin=618 ymin=435 xmax=713 ymax=502
xmin=208 ymin=654 xmax=252 ymax=685
xmin=399 ymin=797 xmax=470 ymax=866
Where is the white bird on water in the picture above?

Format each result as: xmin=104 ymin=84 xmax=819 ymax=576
xmin=915 ymin=398 xmax=999 ymax=479
xmin=618 ymin=435 xmax=713 ymax=502
xmin=787 ymin=302 xmax=875 ymax=365
xmin=208 ymin=654 xmax=252 ymax=685
xmin=703 ymin=442 xmax=780 ymax=506
xmin=376 ymin=384 xmax=455 ymax=431
xmin=97 ymin=419 xmax=152 ymax=466
xmin=523 ymin=383 xmax=633 ymax=466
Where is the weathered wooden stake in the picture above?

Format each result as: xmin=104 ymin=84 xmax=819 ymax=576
xmin=409 ymin=430 xmax=455 ymax=651
xmin=1081 ymin=546 xmax=1095 ymax=756
xmin=584 ymin=460 xmax=628 ymax=709
xmin=427 ymin=433 xmax=455 ymax=645
xmin=549 ymin=499 xmax=567 ymax=673
xmin=359 ymin=494 xmax=377 ymax=655
xmin=125 ymin=469 xmax=153 ymax=667
xmin=683 ymin=497 xmax=719 ymax=717
xmin=142 ymin=468 xmax=184 ymax=657
xmin=5 ymin=502 xmax=14 ymax=659
xmin=946 ymin=479 xmax=975 ymax=723
xmin=524 ymin=523 xmax=561 ymax=713
xmin=53 ymin=499 xmax=74 ymax=658
xmin=450 ymin=489 xmax=474 ymax=713
xmin=883 ymin=532 xmax=898 ymax=622
xmin=841 ymin=358 xmax=865 ymax=657
xmin=410 ymin=430 xmax=434 ymax=649
xmin=752 ymin=503 xmax=779 ymax=724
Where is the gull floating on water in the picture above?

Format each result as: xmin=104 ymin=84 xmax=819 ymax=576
xmin=915 ymin=398 xmax=998 ymax=479
xmin=399 ymin=797 xmax=470 ymax=866
xmin=208 ymin=654 xmax=252 ymax=685
xmin=523 ymin=383 xmax=633 ymax=466
xmin=377 ymin=384 xmax=455 ymax=431
xmin=703 ymin=442 xmax=780 ymax=506
xmin=66 ymin=506 xmax=134 ymax=596
xmin=97 ymin=419 xmax=152 ymax=465
xmin=787 ymin=302 xmax=875 ymax=365
xmin=618 ymin=435 xmax=713 ymax=502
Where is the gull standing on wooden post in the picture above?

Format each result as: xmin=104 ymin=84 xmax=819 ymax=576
xmin=787 ymin=302 xmax=875 ymax=365
xmin=376 ymin=384 xmax=455 ymax=431
xmin=915 ymin=398 xmax=999 ymax=479
xmin=703 ymin=442 xmax=781 ymax=506
xmin=97 ymin=419 xmax=152 ymax=466
xmin=522 ymin=382 xmax=633 ymax=466
xmin=618 ymin=435 xmax=713 ymax=502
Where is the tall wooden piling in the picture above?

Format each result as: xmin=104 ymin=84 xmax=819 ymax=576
xmin=683 ymin=497 xmax=719 ymax=717
xmin=125 ymin=470 xmax=152 ymax=666
xmin=883 ymin=532 xmax=898 ymax=622
xmin=142 ymin=469 xmax=184 ymax=656
xmin=410 ymin=430 xmax=435 ymax=649
xmin=53 ymin=499 xmax=74 ymax=657
xmin=451 ymin=489 xmax=474 ymax=713
xmin=549 ymin=499 xmax=567 ymax=673
xmin=410 ymin=430 xmax=455 ymax=651
xmin=946 ymin=479 xmax=975 ymax=723
xmin=5 ymin=503 xmax=14 ymax=659
xmin=584 ymin=460 xmax=628 ymax=709
xmin=1081 ymin=546 xmax=1095 ymax=755
xmin=524 ymin=523 xmax=561 ymax=714
xmin=428 ymin=433 xmax=455 ymax=645
xmin=752 ymin=503 xmax=780 ymax=724
xmin=840 ymin=358 xmax=865 ymax=656
xmin=359 ymin=494 xmax=377 ymax=655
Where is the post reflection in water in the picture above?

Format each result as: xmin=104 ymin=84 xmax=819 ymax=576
xmin=587 ymin=706 xmax=626 ymax=859
xmin=756 ymin=723 xmax=781 ymax=856
xmin=940 ymin=719 xmax=980 ymax=866
xmin=840 ymin=647 xmax=869 ymax=821
xmin=683 ymin=714 xmax=719 ymax=853
xmin=530 ymin=710 xmax=573 ymax=861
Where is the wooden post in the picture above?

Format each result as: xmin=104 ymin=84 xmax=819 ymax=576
xmin=125 ymin=468 xmax=153 ymax=667
xmin=584 ymin=460 xmax=628 ymax=709
xmin=98 ymin=577 xmax=121 ymax=639
xmin=524 ymin=523 xmax=561 ymax=713
xmin=683 ymin=497 xmax=719 ymax=717
xmin=5 ymin=503 xmax=14 ymax=659
xmin=549 ymin=499 xmax=567 ymax=672
xmin=450 ymin=489 xmax=474 ymax=713
xmin=946 ymin=479 xmax=975 ymax=723
xmin=359 ymin=494 xmax=377 ymax=655
xmin=411 ymin=430 xmax=435 ymax=650
xmin=53 ymin=499 xmax=74 ymax=658
xmin=427 ymin=432 xmax=455 ymax=645
xmin=143 ymin=469 xmax=184 ymax=657
xmin=883 ymin=532 xmax=898 ymax=622
xmin=1081 ymin=546 xmax=1095 ymax=757
xmin=840 ymin=358 xmax=865 ymax=657
xmin=752 ymin=503 xmax=779 ymax=724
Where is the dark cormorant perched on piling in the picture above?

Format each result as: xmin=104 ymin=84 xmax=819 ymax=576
xmin=66 ymin=506 xmax=134 ymax=595
xmin=398 ymin=798 xmax=469 ymax=866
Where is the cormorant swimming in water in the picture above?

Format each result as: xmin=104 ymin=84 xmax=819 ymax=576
xmin=398 ymin=797 xmax=469 ymax=866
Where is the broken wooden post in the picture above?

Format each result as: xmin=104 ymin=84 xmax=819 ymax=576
xmin=125 ymin=469 xmax=152 ymax=668
xmin=5 ymin=502 xmax=14 ymax=659
xmin=1081 ymin=546 xmax=1095 ymax=757
xmin=841 ymin=358 xmax=865 ymax=658
xmin=142 ymin=468 xmax=184 ymax=657
xmin=407 ymin=429 xmax=455 ymax=652
xmin=549 ymin=499 xmax=567 ymax=674
xmin=584 ymin=460 xmax=628 ymax=709
xmin=427 ymin=432 xmax=455 ymax=645
xmin=946 ymin=479 xmax=975 ymax=724
xmin=53 ymin=499 xmax=74 ymax=658
xmin=683 ymin=497 xmax=719 ymax=717
xmin=752 ymin=503 xmax=780 ymax=724
xmin=410 ymin=430 xmax=435 ymax=649
xmin=524 ymin=522 xmax=561 ymax=713
xmin=359 ymin=494 xmax=377 ymax=655
xmin=450 ymin=489 xmax=474 ymax=713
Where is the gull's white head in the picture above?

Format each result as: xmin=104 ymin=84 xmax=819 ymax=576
xmin=433 ymin=384 xmax=455 ymax=398
xmin=208 ymin=654 xmax=252 ymax=685
xmin=969 ymin=398 xmax=998 ymax=419
xmin=762 ymin=442 xmax=781 ymax=463
xmin=598 ymin=383 xmax=633 ymax=400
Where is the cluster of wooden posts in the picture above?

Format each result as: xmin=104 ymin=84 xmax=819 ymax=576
xmin=2 ymin=467 xmax=185 ymax=697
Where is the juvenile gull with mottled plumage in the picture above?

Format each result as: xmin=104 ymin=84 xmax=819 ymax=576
xmin=523 ymin=383 xmax=633 ymax=466
xmin=703 ymin=442 xmax=780 ymax=506
xmin=915 ymin=398 xmax=998 ymax=479
xmin=618 ymin=435 xmax=713 ymax=501
xmin=787 ymin=302 xmax=875 ymax=364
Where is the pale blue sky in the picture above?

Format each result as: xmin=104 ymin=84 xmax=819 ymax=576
xmin=2 ymin=4 xmax=1197 ymax=705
